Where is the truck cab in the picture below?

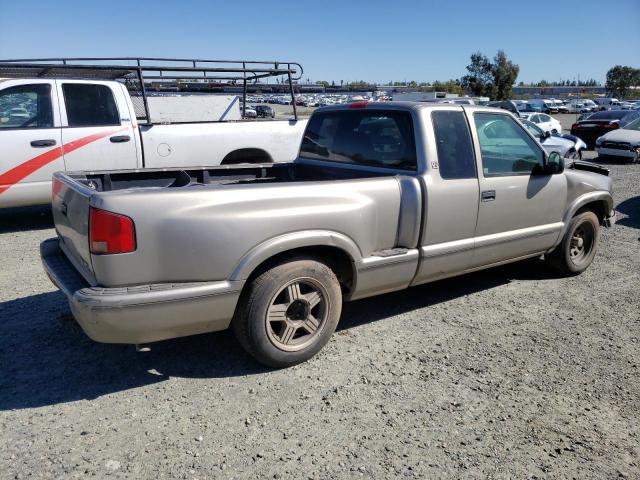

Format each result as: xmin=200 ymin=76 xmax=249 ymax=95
xmin=0 ymin=78 xmax=141 ymax=207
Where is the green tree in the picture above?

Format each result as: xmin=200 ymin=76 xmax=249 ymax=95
xmin=605 ymin=66 xmax=640 ymax=98
xmin=317 ymin=80 xmax=330 ymax=87
xmin=461 ymin=51 xmax=519 ymax=99
xmin=492 ymin=50 xmax=519 ymax=100
xmin=461 ymin=52 xmax=494 ymax=97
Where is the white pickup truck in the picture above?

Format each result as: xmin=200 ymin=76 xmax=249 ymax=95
xmin=0 ymin=58 xmax=307 ymax=208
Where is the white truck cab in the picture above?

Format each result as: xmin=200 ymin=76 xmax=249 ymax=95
xmin=0 ymin=78 xmax=142 ymax=207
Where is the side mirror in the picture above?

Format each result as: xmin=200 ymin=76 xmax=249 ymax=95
xmin=545 ymin=151 xmax=564 ymax=174
xmin=544 ymin=130 xmax=551 ymax=138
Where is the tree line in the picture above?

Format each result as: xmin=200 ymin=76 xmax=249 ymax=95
xmin=314 ymin=56 xmax=639 ymax=100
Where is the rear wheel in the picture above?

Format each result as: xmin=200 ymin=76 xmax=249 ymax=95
xmin=233 ymin=259 xmax=342 ymax=368
xmin=546 ymin=211 xmax=600 ymax=275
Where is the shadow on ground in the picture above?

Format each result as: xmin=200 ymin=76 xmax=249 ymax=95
xmin=616 ymin=196 xmax=640 ymax=230
xmin=0 ymin=258 xmax=555 ymax=410
xmin=0 ymin=206 xmax=53 ymax=234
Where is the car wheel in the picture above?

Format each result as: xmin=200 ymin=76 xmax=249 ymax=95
xmin=546 ymin=211 xmax=600 ymax=276
xmin=233 ymin=258 xmax=342 ymax=368
xmin=631 ymin=147 xmax=640 ymax=164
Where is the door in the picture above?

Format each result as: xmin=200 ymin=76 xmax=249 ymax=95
xmin=57 ymin=81 xmax=138 ymax=172
xmin=412 ymin=108 xmax=480 ymax=284
xmin=469 ymin=112 xmax=566 ymax=267
xmin=0 ymin=81 xmax=62 ymax=207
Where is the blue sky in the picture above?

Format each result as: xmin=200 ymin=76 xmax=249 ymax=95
xmin=0 ymin=0 xmax=638 ymax=84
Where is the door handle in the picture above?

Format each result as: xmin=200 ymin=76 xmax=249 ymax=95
xmin=110 ymin=135 xmax=131 ymax=143
xmin=481 ymin=190 xmax=496 ymax=202
xmin=30 ymin=139 xmax=57 ymax=148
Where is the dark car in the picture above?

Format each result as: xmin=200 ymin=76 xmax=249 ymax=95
xmin=486 ymin=100 xmax=521 ymax=116
xmin=254 ymin=105 xmax=275 ymax=118
xmin=570 ymin=110 xmax=640 ymax=149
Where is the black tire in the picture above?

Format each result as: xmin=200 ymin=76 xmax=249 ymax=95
xmin=546 ymin=211 xmax=600 ymax=276
xmin=233 ymin=258 xmax=342 ymax=368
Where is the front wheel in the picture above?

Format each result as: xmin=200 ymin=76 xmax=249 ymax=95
xmin=233 ymin=259 xmax=342 ymax=368
xmin=546 ymin=211 xmax=600 ymax=275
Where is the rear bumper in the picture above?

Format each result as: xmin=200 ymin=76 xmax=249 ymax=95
xmin=40 ymin=239 xmax=243 ymax=344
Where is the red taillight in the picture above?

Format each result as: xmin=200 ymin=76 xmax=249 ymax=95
xmin=89 ymin=207 xmax=136 ymax=254
xmin=602 ymin=122 xmax=619 ymax=130
xmin=52 ymin=177 xmax=63 ymax=200
xmin=570 ymin=123 xmax=579 ymax=131
xmin=350 ymin=101 xmax=368 ymax=108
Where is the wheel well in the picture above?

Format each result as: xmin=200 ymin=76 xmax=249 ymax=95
xmin=221 ymin=148 xmax=273 ymax=165
xmin=244 ymin=246 xmax=355 ymax=296
xmin=576 ymin=201 xmax=607 ymax=224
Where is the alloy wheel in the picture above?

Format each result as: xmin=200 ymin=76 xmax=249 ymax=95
xmin=265 ymin=278 xmax=329 ymax=352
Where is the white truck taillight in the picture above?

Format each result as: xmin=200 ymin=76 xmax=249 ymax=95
xmin=89 ymin=207 xmax=136 ymax=254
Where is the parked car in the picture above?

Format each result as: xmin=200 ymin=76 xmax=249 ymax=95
xmin=520 ymin=119 xmax=586 ymax=160
xmin=527 ymin=99 xmax=557 ymax=114
xmin=520 ymin=112 xmax=563 ymax=134
xmin=566 ymin=98 xmax=593 ymax=113
xmin=254 ymin=105 xmax=275 ymax=118
xmin=549 ymin=99 xmax=568 ymax=113
xmin=595 ymin=116 xmax=640 ymax=163
xmin=594 ymin=97 xmax=619 ymax=111
xmin=486 ymin=100 xmax=521 ymax=116
xmin=0 ymin=75 xmax=307 ymax=208
xmin=571 ymin=110 xmax=640 ymax=148
xmin=41 ymin=102 xmax=615 ymax=367
xmin=241 ymin=105 xmax=258 ymax=118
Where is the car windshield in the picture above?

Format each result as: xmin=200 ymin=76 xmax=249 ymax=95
xmin=624 ymin=117 xmax=640 ymax=131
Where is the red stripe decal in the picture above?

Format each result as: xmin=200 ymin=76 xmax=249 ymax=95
xmin=0 ymin=127 xmax=127 ymax=195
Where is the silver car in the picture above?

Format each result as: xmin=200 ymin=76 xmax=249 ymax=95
xmin=520 ymin=119 xmax=586 ymax=160
xmin=595 ymin=116 xmax=640 ymax=163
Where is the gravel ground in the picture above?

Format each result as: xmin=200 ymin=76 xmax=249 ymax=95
xmin=1 ymin=142 xmax=639 ymax=478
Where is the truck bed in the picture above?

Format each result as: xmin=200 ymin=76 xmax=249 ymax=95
xmin=65 ymin=161 xmax=388 ymax=192
xmin=52 ymin=161 xmax=421 ymax=289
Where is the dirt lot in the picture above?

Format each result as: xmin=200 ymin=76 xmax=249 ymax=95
xmin=1 ymin=145 xmax=639 ymax=478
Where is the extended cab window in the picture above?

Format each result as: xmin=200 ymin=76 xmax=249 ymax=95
xmin=0 ymin=84 xmax=53 ymax=129
xmin=474 ymin=113 xmax=544 ymax=176
xmin=431 ymin=110 xmax=476 ymax=179
xmin=300 ymin=110 xmax=417 ymax=170
xmin=63 ymin=84 xmax=119 ymax=127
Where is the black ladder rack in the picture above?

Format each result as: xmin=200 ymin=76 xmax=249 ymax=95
xmin=0 ymin=57 xmax=304 ymax=121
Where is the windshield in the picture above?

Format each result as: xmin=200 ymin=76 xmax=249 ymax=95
xmin=624 ymin=117 xmax=640 ymax=131
xmin=300 ymin=110 xmax=417 ymax=170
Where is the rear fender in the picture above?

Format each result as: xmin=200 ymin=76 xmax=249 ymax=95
xmin=229 ymin=230 xmax=363 ymax=281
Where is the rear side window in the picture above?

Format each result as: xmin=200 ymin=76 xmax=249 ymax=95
xmin=431 ymin=111 xmax=476 ymax=179
xmin=63 ymin=84 xmax=119 ymax=127
xmin=0 ymin=84 xmax=53 ymax=129
xmin=300 ymin=110 xmax=417 ymax=170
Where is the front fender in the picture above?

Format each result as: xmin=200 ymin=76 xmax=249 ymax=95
xmin=556 ymin=191 xmax=614 ymax=244
xmin=229 ymin=230 xmax=363 ymax=281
